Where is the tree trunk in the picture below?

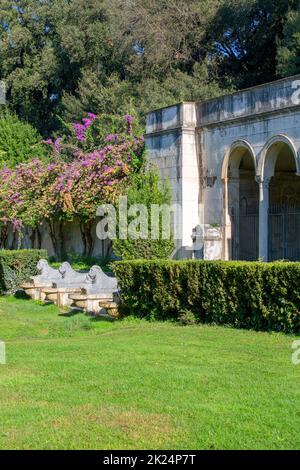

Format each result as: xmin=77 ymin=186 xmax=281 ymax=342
xmin=85 ymin=221 xmax=95 ymax=258
xmin=30 ymin=228 xmax=36 ymax=248
xmin=10 ymin=231 xmax=17 ymax=250
xmin=48 ymin=220 xmax=59 ymax=258
xmin=0 ymin=225 xmax=8 ymax=249
xmin=79 ymin=222 xmax=88 ymax=257
xmin=58 ymin=221 xmax=66 ymax=260
xmin=37 ymin=226 xmax=42 ymax=249
xmin=80 ymin=221 xmax=95 ymax=258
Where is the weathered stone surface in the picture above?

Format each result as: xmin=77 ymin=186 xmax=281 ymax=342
xmin=21 ymin=284 xmax=48 ymax=302
xmin=82 ymin=265 xmax=118 ymax=295
xmin=68 ymin=267 xmax=118 ymax=313
xmin=42 ymin=265 xmax=118 ymax=310
xmin=53 ymin=262 xmax=90 ymax=288
xmin=69 ymin=291 xmax=113 ymax=313
xmin=145 ymin=74 xmax=300 ymax=261
xmin=23 ymin=258 xmax=119 ymax=311
xmin=203 ymin=225 xmax=223 ymax=261
xmin=31 ymin=259 xmax=61 ymax=286
xmin=42 ymin=286 xmax=82 ymax=308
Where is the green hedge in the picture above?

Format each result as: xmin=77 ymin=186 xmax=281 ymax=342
xmin=113 ymin=260 xmax=300 ymax=333
xmin=0 ymin=249 xmax=47 ymax=294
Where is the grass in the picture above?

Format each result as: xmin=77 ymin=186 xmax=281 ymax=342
xmin=0 ymin=296 xmax=300 ymax=450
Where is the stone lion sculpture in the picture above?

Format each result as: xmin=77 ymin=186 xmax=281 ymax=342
xmin=84 ymin=265 xmax=118 ymax=294
xmin=31 ymin=259 xmax=61 ymax=284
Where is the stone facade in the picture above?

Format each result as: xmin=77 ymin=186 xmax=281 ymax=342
xmin=145 ymin=75 xmax=300 ymax=261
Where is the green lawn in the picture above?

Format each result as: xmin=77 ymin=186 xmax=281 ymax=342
xmin=0 ymin=296 xmax=299 ymax=450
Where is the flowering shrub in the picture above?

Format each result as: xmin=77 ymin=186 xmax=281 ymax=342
xmin=0 ymin=113 xmax=145 ymax=256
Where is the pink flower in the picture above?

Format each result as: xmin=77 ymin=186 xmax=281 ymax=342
xmin=105 ymin=134 xmax=118 ymax=142
xmin=124 ymin=114 xmax=134 ymax=135
xmin=72 ymin=113 xmax=97 ymax=142
xmin=54 ymin=138 xmax=62 ymax=153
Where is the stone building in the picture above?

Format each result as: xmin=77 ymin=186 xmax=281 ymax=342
xmin=145 ymin=75 xmax=300 ymax=261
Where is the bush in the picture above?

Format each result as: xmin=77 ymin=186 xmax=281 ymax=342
xmin=178 ymin=309 xmax=198 ymax=326
xmin=113 ymin=260 xmax=300 ymax=333
xmin=0 ymin=111 xmax=47 ymax=168
xmin=0 ymin=249 xmax=47 ymax=294
xmin=113 ymin=170 xmax=175 ymax=260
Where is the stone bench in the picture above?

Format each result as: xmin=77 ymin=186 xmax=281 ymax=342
xmin=68 ymin=266 xmax=119 ymax=316
xmin=42 ymin=262 xmax=91 ymax=307
xmin=21 ymin=259 xmax=119 ymax=315
xmin=42 ymin=286 xmax=83 ymax=308
xmin=20 ymin=259 xmax=63 ymax=301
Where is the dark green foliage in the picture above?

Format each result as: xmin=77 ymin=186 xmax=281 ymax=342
xmin=3 ymin=0 xmax=298 ymax=132
xmin=113 ymin=238 xmax=175 ymax=261
xmin=178 ymin=309 xmax=198 ymax=326
xmin=277 ymin=9 xmax=300 ymax=77
xmin=0 ymin=111 xmax=47 ymax=167
xmin=112 ymin=170 xmax=175 ymax=260
xmin=113 ymin=260 xmax=300 ymax=333
xmin=0 ymin=249 xmax=47 ymax=294
xmin=208 ymin=0 xmax=298 ymax=88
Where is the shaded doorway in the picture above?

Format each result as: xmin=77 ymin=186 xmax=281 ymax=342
xmin=226 ymin=145 xmax=259 ymax=260
xmin=268 ymin=142 xmax=300 ymax=261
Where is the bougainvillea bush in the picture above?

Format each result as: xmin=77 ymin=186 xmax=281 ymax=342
xmin=0 ymin=113 xmax=145 ymax=257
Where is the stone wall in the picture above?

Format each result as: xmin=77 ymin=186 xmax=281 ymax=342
xmin=6 ymin=220 xmax=111 ymax=260
xmin=145 ymin=74 xmax=300 ymax=260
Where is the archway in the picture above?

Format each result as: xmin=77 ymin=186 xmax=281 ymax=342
xmin=263 ymin=138 xmax=300 ymax=260
xmin=223 ymin=142 xmax=259 ymax=260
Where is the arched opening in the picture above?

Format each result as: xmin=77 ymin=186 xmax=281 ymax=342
xmin=266 ymin=140 xmax=300 ymax=260
xmin=224 ymin=143 xmax=259 ymax=260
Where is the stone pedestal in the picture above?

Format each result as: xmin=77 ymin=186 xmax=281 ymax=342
xmin=203 ymin=225 xmax=223 ymax=260
xmin=42 ymin=287 xmax=82 ymax=308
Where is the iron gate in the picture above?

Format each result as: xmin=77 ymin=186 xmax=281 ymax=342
xmin=231 ymin=204 xmax=258 ymax=261
xmin=268 ymin=205 xmax=300 ymax=261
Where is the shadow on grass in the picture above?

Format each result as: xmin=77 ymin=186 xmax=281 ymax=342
xmin=14 ymin=290 xmax=31 ymax=300
xmin=89 ymin=315 xmax=115 ymax=323
xmin=58 ymin=309 xmax=82 ymax=318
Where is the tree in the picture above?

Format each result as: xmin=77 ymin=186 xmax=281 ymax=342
xmin=0 ymin=110 xmax=47 ymax=167
xmin=0 ymin=112 xmax=145 ymax=257
xmin=277 ymin=7 xmax=300 ymax=77
xmin=1 ymin=0 xmax=299 ymax=133
xmin=0 ymin=0 xmax=112 ymax=134
xmin=207 ymin=0 xmax=299 ymax=88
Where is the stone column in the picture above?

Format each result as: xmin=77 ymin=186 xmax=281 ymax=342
xmin=257 ymin=176 xmax=270 ymax=261
xmin=180 ymin=103 xmax=200 ymax=257
xmin=223 ymin=177 xmax=230 ymax=260
xmin=145 ymin=102 xmax=199 ymax=259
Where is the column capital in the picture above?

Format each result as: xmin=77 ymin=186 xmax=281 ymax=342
xmin=255 ymin=176 xmax=271 ymax=188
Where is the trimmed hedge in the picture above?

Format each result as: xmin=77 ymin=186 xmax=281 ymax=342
xmin=113 ymin=260 xmax=300 ymax=333
xmin=0 ymin=249 xmax=47 ymax=294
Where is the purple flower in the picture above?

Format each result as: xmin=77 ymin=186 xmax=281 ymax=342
xmin=73 ymin=123 xmax=86 ymax=142
xmin=124 ymin=114 xmax=134 ymax=135
xmin=12 ymin=218 xmax=22 ymax=232
xmin=54 ymin=138 xmax=62 ymax=153
xmin=72 ymin=113 xmax=97 ymax=142
xmin=42 ymin=138 xmax=53 ymax=146
xmin=124 ymin=114 xmax=134 ymax=125
xmin=10 ymin=193 xmax=20 ymax=202
xmin=105 ymin=134 xmax=118 ymax=142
